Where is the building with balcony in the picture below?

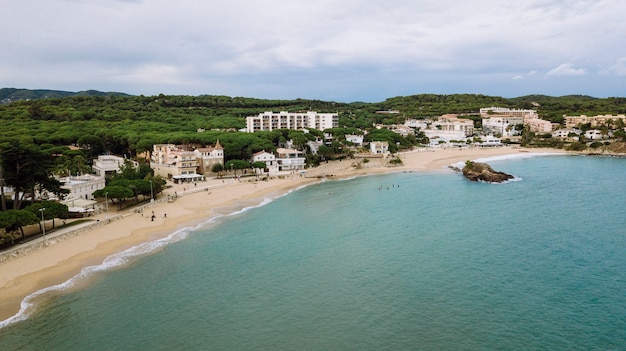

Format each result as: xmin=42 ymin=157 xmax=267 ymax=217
xmin=246 ymin=111 xmax=338 ymax=132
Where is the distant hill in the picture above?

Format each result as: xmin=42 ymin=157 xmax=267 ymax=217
xmin=0 ymin=88 xmax=130 ymax=104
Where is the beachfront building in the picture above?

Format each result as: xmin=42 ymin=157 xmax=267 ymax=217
xmin=251 ymin=150 xmax=279 ymax=176
xmin=194 ymin=141 xmax=224 ymax=176
xmin=59 ymin=174 xmax=105 ymax=200
xmin=482 ymin=116 xmax=524 ymax=137
xmin=480 ymin=135 xmax=503 ymax=147
xmin=564 ymin=114 xmax=626 ymax=129
xmin=345 ymin=134 xmax=364 ymax=147
xmin=246 ymin=111 xmax=338 ymax=132
xmin=480 ymin=107 xmax=538 ymax=137
xmin=307 ymin=138 xmax=324 ymax=155
xmin=151 ymin=144 xmax=203 ymax=182
xmin=405 ymin=115 xmax=474 ymax=142
xmin=553 ymin=129 xmax=581 ymax=140
xmin=275 ymin=148 xmax=306 ymax=171
xmin=370 ymin=141 xmax=389 ymax=155
xmin=92 ymin=155 xmax=137 ymax=178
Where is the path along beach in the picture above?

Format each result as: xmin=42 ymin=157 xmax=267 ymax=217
xmin=0 ymin=146 xmax=564 ymax=323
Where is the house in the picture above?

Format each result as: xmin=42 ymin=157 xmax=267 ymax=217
xmin=276 ymin=148 xmax=306 ymax=171
xmin=307 ymin=137 xmax=324 ymax=155
xmin=370 ymin=141 xmax=389 ymax=155
xmin=345 ymin=134 xmax=364 ymax=147
xmin=584 ymin=130 xmax=605 ymax=140
xmin=246 ymin=111 xmax=338 ymax=132
xmin=251 ymin=150 xmax=278 ymax=175
xmin=553 ymin=128 xmax=581 ymax=140
xmin=194 ymin=141 xmax=224 ymax=176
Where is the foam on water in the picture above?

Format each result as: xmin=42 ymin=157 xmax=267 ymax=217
xmin=0 ymin=186 xmax=307 ymax=330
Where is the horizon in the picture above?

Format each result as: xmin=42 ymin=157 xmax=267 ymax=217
xmin=2 ymin=0 xmax=625 ymax=103
xmin=2 ymin=87 xmax=623 ymax=105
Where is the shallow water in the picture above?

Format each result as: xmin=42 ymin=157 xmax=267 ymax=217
xmin=1 ymin=155 xmax=625 ymax=350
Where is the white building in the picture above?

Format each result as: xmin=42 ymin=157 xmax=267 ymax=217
xmin=370 ymin=141 xmax=389 ymax=155
xmin=246 ymin=111 xmax=338 ymax=132
xmin=345 ymin=134 xmax=364 ymax=147
xmin=480 ymin=135 xmax=503 ymax=147
xmin=482 ymin=116 xmax=525 ymax=137
xmin=405 ymin=115 xmax=474 ymax=141
xmin=251 ymin=150 xmax=278 ymax=175
xmin=584 ymin=130 xmax=605 ymax=140
xmin=59 ymin=174 xmax=106 ymax=200
xmin=276 ymin=148 xmax=306 ymax=171
xmin=194 ymin=141 xmax=224 ymax=176
xmin=92 ymin=155 xmax=136 ymax=177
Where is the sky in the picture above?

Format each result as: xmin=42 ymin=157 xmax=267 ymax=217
xmin=1 ymin=0 xmax=625 ymax=102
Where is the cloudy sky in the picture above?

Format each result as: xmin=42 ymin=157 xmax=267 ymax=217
xmin=1 ymin=0 xmax=625 ymax=102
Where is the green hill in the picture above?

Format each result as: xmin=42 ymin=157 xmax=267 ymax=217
xmin=0 ymin=88 xmax=130 ymax=104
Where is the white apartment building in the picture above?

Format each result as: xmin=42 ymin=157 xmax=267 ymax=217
xmin=246 ymin=111 xmax=338 ymax=132
xmin=276 ymin=148 xmax=306 ymax=171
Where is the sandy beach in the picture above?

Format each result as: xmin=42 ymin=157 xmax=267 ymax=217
xmin=0 ymin=146 xmax=564 ymax=323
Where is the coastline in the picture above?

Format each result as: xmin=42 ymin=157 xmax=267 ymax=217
xmin=0 ymin=146 xmax=567 ymax=325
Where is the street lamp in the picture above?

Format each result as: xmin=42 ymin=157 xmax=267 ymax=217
xmin=39 ymin=207 xmax=47 ymax=245
xmin=149 ymin=180 xmax=154 ymax=203
xmin=105 ymin=192 xmax=109 ymax=219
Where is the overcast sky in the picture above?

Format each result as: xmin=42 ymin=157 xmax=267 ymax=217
xmin=1 ymin=0 xmax=624 ymax=102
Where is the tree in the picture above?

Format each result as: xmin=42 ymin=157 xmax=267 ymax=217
xmin=25 ymin=201 xmax=69 ymax=230
xmin=5 ymin=209 xmax=38 ymax=239
xmin=211 ymin=163 xmax=224 ymax=178
xmin=224 ymin=160 xmax=250 ymax=176
xmin=0 ymin=141 xmax=60 ymax=209
xmin=93 ymin=185 xmax=134 ymax=210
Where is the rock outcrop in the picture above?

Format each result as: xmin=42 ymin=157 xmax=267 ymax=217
xmin=461 ymin=161 xmax=514 ymax=183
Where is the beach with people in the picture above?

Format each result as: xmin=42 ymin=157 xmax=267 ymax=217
xmin=0 ymin=146 xmax=565 ymax=324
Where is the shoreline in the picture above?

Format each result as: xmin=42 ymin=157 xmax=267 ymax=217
xmin=0 ymin=146 xmax=568 ymax=325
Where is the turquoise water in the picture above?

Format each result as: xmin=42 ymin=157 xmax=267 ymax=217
xmin=1 ymin=155 xmax=625 ymax=350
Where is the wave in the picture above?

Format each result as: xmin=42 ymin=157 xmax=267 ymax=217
xmin=449 ymin=152 xmax=567 ymax=171
xmin=0 ymin=188 xmax=302 ymax=330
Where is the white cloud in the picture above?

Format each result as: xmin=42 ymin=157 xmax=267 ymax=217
xmin=1 ymin=0 xmax=625 ymax=100
xmin=545 ymin=63 xmax=587 ymax=77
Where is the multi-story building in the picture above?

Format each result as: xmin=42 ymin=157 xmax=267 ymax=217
xmin=479 ymin=107 xmax=538 ymax=119
xmin=151 ymin=144 xmax=201 ymax=182
xmin=246 ymin=111 xmax=338 ymax=132
xmin=59 ymin=174 xmax=105 ymax=201
xmin=276 ymin=148 xmax=306 ymax=171
xmin=251 ymin=150 xmax=278 ymax=175
xmin=405 ymin=114 xmax=474 ymax=141
xmin=92 ymin=155 xmax=137 ymax=177
xmin=194 ymin=141 xmax=224 ymax=176
xmin=524 ymin=118 xmax=556 ymax=134
xmin=564 ymin=114 xmax=626 ymax=129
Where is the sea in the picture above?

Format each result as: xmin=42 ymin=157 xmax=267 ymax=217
xmin=0 ymin=154 xmax=625 ymax=350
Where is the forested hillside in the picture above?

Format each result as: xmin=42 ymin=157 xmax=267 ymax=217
xmin=1 ymin=92 xmax=625 ymax=160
